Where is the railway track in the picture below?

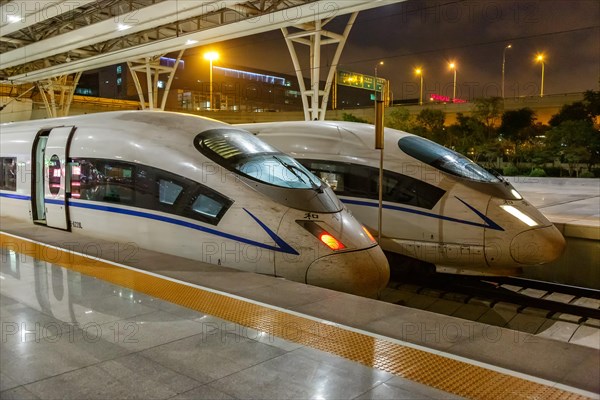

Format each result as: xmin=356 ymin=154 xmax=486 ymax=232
xmin=385 ymin=271 xmax=600 ymax=322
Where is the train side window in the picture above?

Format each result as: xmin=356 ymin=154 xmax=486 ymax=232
xmin=0 ymin=157 xmax=17 ymax=191
xmin=192 ymin=194 xmax=222 ymax=217
xmin=71 ymin=159 xmax=135 ymax=204
xmin=185 ymin=186 xmax=232 ymax=225
xmin=300 ymin=159 xmax=445 ymax=209
xmin=159 ymin=179 xmax=183 ymax=205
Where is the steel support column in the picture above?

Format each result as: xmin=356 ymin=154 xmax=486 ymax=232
xmin=282 ymin=12 xmax=358 ymax=121
xmin=127 ymin=49 xmax=184 ymax=110
xmin=36 ymin=72 xmax=82 ymax=118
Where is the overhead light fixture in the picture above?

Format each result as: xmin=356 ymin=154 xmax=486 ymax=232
xmin=117 ymin=24 xmax=131 ymax=31
xmin=7 ymin=15 xmax=21 ymax=23
xmin=185 ymin=39 xmax=198 ymax=45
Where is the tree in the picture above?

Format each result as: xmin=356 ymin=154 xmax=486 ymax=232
xmin=342 ymin=113 xmax=368 ymax=123
xmin=386 ymin=107 xmax=415 ymax=132
xmin=415 ymin=109 xmax=445 ymax=142
xmin=546 ymin=120 xmax=600 ymax=174
xmin=583 ymin=89 xmax=600 ymax=120
xmin=499 ymin=108 xmax=536 ymax=143
xmin=472 ymin=97 xmax=503 ymax=139
xmin=548 ymin=101 xmax=591 ymax=127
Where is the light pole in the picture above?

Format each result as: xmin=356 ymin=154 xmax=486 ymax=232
xmin=203 ymin=51 xmax=219 ymax=110
xmin=502 ymin=44 xmax=512 ymax=98
xmin=536 ymin=53 xmax=545 ymax=97
xmin=449 ymin=62 xmax=457 ymax=101
xmin=415 ymin=68 xmax=423 ymax=105
xmin=374 ymin=61 xmax=384 ymax=102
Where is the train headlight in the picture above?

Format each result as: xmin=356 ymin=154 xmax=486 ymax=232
xmin=511 ymin=189 xmax=523 ymax=200
xmin=297 ymin=221 xmax=347 ymax=251
xmin=500 ymin=205 xmax=538 ymax=227
xmin=319 ymin=233 xmax=346 ymax=251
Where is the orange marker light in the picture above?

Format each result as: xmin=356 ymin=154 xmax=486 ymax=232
xmin=319 ymin=233 xmax=346 ymax=251
xmin=362 ymin=226 xmax=376 ymax=243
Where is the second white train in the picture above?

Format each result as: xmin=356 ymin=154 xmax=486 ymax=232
xmin=238 ymin=120 xmax=566 ymax=276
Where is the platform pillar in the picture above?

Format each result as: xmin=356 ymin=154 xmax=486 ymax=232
xmin=282 ymin=12 xmax=358 ymax=121
xmin=36 ymin=72 xmax=82 ymax=118
xmin=127 ymin=50 xmax=184 ymax=110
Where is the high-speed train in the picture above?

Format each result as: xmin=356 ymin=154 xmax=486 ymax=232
xmin=237 ymin=120 xmax=566 ymax=276
xmin=0 ymin=111 xmax=389 ymax=297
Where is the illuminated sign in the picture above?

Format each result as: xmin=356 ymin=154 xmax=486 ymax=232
xmin=337 ymin=70 xmax=386 ymax=92
xmin=430 ymin=94 xmax=467 ymax=103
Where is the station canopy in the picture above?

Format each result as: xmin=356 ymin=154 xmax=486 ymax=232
xmin=0 ymin=0 xmax=401 ymax=83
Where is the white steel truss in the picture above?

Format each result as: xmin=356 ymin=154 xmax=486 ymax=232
xmin=127 ymin=49 xmax=184 ymax=110
xmin=282 ymin=12 xmax=357 ymax=121
xmin=36 ymin=72 xmax=82 ymax=118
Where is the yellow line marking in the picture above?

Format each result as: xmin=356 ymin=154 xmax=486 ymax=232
xmin=0 ymin=233 xmax=592 ymax=400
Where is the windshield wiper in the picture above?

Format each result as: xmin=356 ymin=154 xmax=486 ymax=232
xmin=273 ymin=155 xmax=322 ymax=192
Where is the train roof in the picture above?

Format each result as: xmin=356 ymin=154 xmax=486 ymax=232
xmin=0 ymin=110 xmax=230 ymax=135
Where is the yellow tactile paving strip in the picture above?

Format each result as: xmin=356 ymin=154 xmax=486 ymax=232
xmin=0 ymin=233 xmax=590 ymax=400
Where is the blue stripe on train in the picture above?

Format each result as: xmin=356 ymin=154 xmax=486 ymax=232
xmin=340 ymin=196 xmax=504 ymax=231
xmin=0 ymin=193 xmax=299 ymax=255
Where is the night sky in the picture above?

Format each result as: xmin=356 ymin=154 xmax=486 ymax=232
xmin=187 ymin=0 xmax=599 ymax=101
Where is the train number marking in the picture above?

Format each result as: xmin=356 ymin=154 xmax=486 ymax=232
xmin=71 ymin=221 xmax=83 ymax=229
xmin=304 ymin=213 xmax=319 ymax=220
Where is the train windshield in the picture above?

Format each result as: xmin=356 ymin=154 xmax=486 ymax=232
xmin=195 ymin=129 xmax=323 ymax=189
xmin=398 ymin=136 xmax=500 ymax=183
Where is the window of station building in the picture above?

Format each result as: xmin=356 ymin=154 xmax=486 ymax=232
xmin=300 ymin=160 xmax=445 ymax=210
xmin=70 ymin=158 xmax=232 ymax=225
xmin=0 ymin=157 xmax=17 ymax=191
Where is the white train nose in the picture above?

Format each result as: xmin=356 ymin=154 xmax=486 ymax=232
xmin=305 ymin=246 xmax=390 ymax=298
xmin=510 ymin=225 xmax=566 ymax=264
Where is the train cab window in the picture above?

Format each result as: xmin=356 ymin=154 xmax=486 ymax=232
xmin=159 ymin=179 xmax=183 ymax=205
xmin=195 ymin=129 xmax=323 ymax=190
xmin=191 ymin=194 xmax=223 ymax=218
xmin=0 ymin=157 xmax=17 ymax=191
xmin=301 ymin=159 xmax=445 ymax=210
xmin=185 ymin=188 xmax=232 ymax=225
xmin=398 ymin=136 xmax=500 ymax=183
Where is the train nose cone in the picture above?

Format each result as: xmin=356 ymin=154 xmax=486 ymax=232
xmin=305 ymin=246 xmax=390 ymax=298
xmin=510 ymin=225 xmax=566 ymax=264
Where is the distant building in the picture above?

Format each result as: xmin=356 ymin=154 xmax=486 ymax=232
xmin=75 ymin=57 xmax=374 ymax=112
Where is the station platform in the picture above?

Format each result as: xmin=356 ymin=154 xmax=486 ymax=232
xmin=511 ymin=177 xmax=599 ymax=235
xmin=510 ymin=177 xmax=600 ymax=288
xmin=1 ymin=218 xmax=598 ymax=400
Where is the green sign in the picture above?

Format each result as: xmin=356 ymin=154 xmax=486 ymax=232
xmin=337 ymin=70 xmax=386 ymax=92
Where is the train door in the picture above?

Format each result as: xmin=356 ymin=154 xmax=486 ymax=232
xmin=31 ymin=126 xmax=76 ymax=230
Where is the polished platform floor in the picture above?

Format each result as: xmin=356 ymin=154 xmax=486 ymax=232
xmin=1 ymin=246 xmax=459 ymax=400
xmin=1 ymin=225 xmax=597 ymax=400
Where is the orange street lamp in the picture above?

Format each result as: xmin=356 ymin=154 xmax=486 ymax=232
xmin=374 ymin=61 xmax=384 ymax=102
xmin=502 ymin=44 xmax=512 ymax=98
xmin=415 ymin=68 xmax=423 ymax=105
xmin=204 ymin=51 xmax=219 ymax=110
xmin=535 ymin=53 xmax=545 ymax=97
xmin=449 ymin=62 xmax=457 ymax=101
